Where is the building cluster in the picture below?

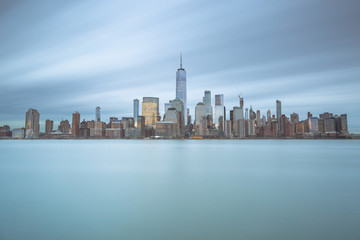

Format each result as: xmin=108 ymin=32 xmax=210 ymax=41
xmin=0 ymin=55 xmax=351 ymax=139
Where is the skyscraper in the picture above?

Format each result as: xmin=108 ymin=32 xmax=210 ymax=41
xmin=203 ymin=90 xmax=213 ymax=121
xmin=133 ymin=99 xmax=139 ymax=127
xmin=72 ymin=111 xmax=80 ymax=137
xmin=45 ymin=119 xmax=53 ymax=136
xmin=276 ymin=100 xmax=282 ymax=133
xmin=142 ymin=97 xmax=159 ymax=128
xmin=214 ymin=94 xmax=224 ymax=128
xmin=176 ymin=53 xmax=187 ymax=125
xmin=25 ymin=108 xmax=40 ymax=138
xmin=96 ymin=106 xmax=101 ymax=122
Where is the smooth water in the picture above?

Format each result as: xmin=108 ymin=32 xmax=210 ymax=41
xmin=0 ymin=140 xmax=360 ymax=240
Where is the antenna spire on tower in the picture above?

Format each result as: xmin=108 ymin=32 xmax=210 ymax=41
xmin=180 ymin=52 xmax=182 ymax=69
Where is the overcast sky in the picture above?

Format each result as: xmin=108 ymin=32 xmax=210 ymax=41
xmin=1 ymin=0 xmax=360 ymax=132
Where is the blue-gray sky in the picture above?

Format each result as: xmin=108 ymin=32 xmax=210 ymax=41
xmin=1 ymin=0 xmax=360 ymax=132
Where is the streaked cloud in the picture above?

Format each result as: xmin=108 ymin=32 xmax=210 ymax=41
xmin=0 ymin=0 xmax=360 ymax=132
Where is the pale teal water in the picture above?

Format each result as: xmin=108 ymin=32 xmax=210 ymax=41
xmin=0 ymin=140 xmax=360 ymax=240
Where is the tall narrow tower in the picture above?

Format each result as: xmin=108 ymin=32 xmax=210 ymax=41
xmin=176 ymin=53 xmax=187 ymax=125
xmin=96 ymin=106 xmax=101 ymax=122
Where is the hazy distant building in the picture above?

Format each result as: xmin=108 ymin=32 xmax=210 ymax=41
xmin=142 ymin=97 xmax=159 ymax=128
xmin=214 ymin=94 xmax=225 ymax=129
xmin=176 ymin=53 xmax=187 ymax=125
xmin=133 ymin=99 xmax=139 ymax=126
xmin=72 ymin=112 xmax=80 ymax=137
xmin=45 ymin=119 xmax=53 ymax=135
xmin=25 ymin=108 xmax=40 ymax=138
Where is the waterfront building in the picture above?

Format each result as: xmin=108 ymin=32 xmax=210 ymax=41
xmin=12 ymin=128 xmax=25 ymax=138
xmin=318 ymin=118 xmax=325 ymax=134
xmin=45 ymin=120 xmax=53 ymax=135
xmin=0 ymin=125 xmax=11 ymax=137
xmin=224 ymin=120 xmax=233 ymax=138
xmin=324 ymin=117 xmax=336 ymax=133
xmin=71 ymin=112 xmax=80 ymax=137
xmin=155 ymin=122 xmax=178 ymax=138
xmin=245 ymin=108 xmax=249 ymax=120
xmin=91 ymin=121 xmax=106 ymax=138
xmin=58 ymin=119 xmax=70 ymax=133
xmin=309 ymin=117 xmax=319 ymax=133
xmin=79 ymin=119 xmax=90 ymax=138
xmin=176 ymin=53 xmax=187 ymax=125
xmin=142 ymin=97 xmax=159 ymax=128
xmin=25 ymin=108 xmax=40 ymax=138
xmin=340 ymin=114 xmax=348 ymax=134
xmin=214 ymin=94 xmax=225 ymax=129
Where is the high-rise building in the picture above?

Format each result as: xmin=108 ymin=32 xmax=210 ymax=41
xmin=45 ymin=119 xmax=53 ymax=135
xmin=96 ymin=106 xmax=101 ymax=122
xmin=142 ymin=97 xmax=159 ymax=128
xmin=25 ymin=108 xmax=40 ymax=138
xmin=256 ymin=110 xmax=261 ymax=127
xmin=133 ymin=99 xmax=139 ymax=126
xmin=233 ymin=107 xmax=245 ymax=138
xmin=195 ymin=102 xmax=206 ymax=124
xmin=203 ymin=90 xmax=213 ymax=118
xmin=276 ymin=100 xmax=282 ymax=132
xmin=267 ymin=109 xmax=271 ymax=126
xmin=309 ymin=117 xmax=319 ymax=133
xmin=214 ymin=94 xmax=224 ymax=128
xmin=176 ymin=53 xmax=187 ymax=125
xmin=72 ymin=112 xmax=80 ymax=137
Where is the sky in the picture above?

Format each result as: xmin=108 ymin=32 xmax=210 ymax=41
xmin=1 ymin=0 xmax=360 ymax=133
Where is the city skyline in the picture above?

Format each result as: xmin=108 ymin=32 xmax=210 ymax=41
xmin=0 ymin=0 xmax=360 ymax=132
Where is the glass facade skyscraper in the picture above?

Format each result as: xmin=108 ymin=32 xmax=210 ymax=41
xmin=176 ymin=53 xmax=187 ymax=125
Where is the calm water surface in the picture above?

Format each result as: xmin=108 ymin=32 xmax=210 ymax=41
xmin=0 ymin=140 xmax=360 ymax=240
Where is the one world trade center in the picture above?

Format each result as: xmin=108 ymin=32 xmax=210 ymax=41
xmin=176 ymin=53 xmax=187 ymax=125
